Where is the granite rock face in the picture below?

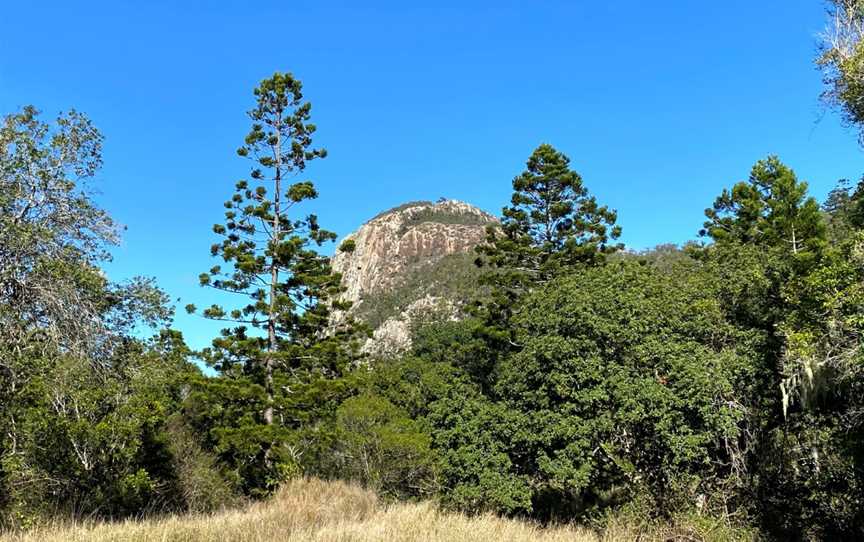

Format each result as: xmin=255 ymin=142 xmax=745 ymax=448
xmin=332 ymin=199 xmax=497 ymax=354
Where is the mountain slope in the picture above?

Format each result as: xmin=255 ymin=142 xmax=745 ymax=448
xmin=332 ymin=199 xmax=497 ymax=354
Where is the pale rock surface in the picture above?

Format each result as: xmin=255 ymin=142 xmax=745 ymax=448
xmin=331 ymin=199 xmax=497 ymax=354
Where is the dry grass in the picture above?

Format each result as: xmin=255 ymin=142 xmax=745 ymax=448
xmin=0 ymin=478 xmax=597 ymax=542
xmin=0 ymin=478 xmax=758 ymax=542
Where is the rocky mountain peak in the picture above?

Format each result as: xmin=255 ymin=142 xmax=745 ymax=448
xmin=333 ymin=199 xmax=496 ymax=305
xmin=332 ymin=199 xmax=497 ymax=354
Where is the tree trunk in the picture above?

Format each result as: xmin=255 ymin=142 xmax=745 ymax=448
xmin=791 ymin=224 xmax=799 ymax=255
xmin=264 ymin=115 xmax=281 ymax=426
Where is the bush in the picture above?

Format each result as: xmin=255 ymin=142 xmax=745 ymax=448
xmin=427 ymin=390 xmax=533 ymax=515
xmin=328 ymin=394 xmax=438 ymax=499
xmin=0 ymin=345 xmax=196 ymax=524
xmin=164 ymin=418 xmax=241 ymax=513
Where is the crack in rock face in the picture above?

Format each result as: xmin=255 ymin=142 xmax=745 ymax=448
xmin=332 ymin=199 xmax=498 ymax=354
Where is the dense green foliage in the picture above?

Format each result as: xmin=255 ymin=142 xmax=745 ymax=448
xmin=477 ymin=143 xmax=621 ymax=288
xmin=4 ymin=8 xmax=864 ymax=538
xmin=496 ymin=263 xmax=756 ymax=517
xmin=186 ymin=73 xmax=361 ymax=496
xmin=3 ymin=119 xmax=863 ymax=540
xmin=0 ymin=109 xmax=211 ymax=528
xmin=326 ymin=153 xmax=864 ymax=539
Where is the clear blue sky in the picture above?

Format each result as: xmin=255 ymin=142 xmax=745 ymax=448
xmin=1 ymin=1 xmax=861 ymax=350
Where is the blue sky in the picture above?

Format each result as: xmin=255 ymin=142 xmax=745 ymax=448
xmin=1 ymin=1 xmax=861 ymax=350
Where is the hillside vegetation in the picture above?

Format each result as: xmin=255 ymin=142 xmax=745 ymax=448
xmin=355 ymin=252 xmax=482 ymax=329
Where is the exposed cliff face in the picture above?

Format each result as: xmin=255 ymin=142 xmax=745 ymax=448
xmin=332 ymin=199 xmax=497 ymax=354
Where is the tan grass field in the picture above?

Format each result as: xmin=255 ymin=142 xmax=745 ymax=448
xmin=0 ymin=478 xmax=753 ymax=542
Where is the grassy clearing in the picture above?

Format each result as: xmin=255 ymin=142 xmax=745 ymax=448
xmin=0 ymin=478 xmax=593 ymax=542
xmin=0 ymin=478 xmax=755 ymax=542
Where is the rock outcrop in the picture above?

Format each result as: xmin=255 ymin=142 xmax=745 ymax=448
xmin=332 ymin=199 xmax=497 ymax=354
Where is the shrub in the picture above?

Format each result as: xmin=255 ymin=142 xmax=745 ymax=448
xmin=328 ymin=394 xmax=438 ymax=499
xmin=164 ymin=419 xmax=241 ymax=513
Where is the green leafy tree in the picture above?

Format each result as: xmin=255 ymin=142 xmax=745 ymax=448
xmin=427 ymin=389 xmax=531 ymax=515
xmin=750 ymin=234 xmax=864 ymax=539
xmin=354 ymin=350 xmax=532 ymax=514
xmin=698 ymin=156 xmax=864 ymax=538
xmin=470 ymin=144 xmax=622 ymax=386
xmin=696 ymin=157 xmax=829 ymax=346
xmin=492 ymin=262 xmax=758 ymax=519
xmin=478 ymin=143 xmax=621 ymax=289
xmin=188 ymin=73 xmax=356 ymax=493
xmin=328 ymin=394 xmax=438 ymax=500
xmin=824 ymin=177 xmax=864 ymax=243
xmin=0 ymin=106 xmax=120 ymax=352
xmin=0 ymin=107 xmax=191 ymax=525
xmin=701 ymin=156 xmax=826 ymax=263
xmin=818 ymin=0 xmax=864 ymax=144
xmin=4 ymin=332 xmax=201 ymax=523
